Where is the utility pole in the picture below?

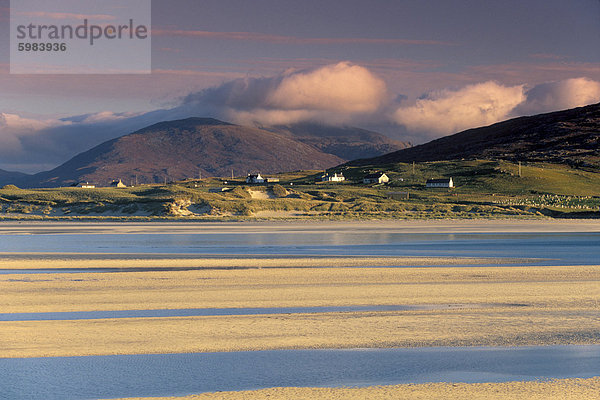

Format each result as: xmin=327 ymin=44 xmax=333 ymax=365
xmin=412 ymin=161 xmax=415 ymax=175
xmin=518 ymin=161 xmax=522 ymax=178
xmin=198 ymin=169 xmax=202 ymax=180
xmin=135 ymin=174 xmax=138 ymax=186
xmin=231 ymin=169 xmax=234 ymax=179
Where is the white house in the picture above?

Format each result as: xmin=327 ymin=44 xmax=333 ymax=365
xmin=110 ymin=179 xmax=127 ymax=188
xmin=321 ymin=172 xmax=345 ymax=182
xmin=426 ymin=178 xmax=454 ymax=188
xmin=76 ymin=182 xmax=96 ymax=188
xmin=246 ymin=173 xmax=265 ymax=184
xmin=363 ymin=172 xmax=390 ymax=184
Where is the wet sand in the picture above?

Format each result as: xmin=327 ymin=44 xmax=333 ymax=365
xmin=1 ymin=260 xmax=599 ymax=357
xmin=0 ymin=254 xmax=529 ymax=270
xmin=114 ymin=377 xmax=600 ymax=400
xmin=1 ymin=220 xmax=599 ymax=398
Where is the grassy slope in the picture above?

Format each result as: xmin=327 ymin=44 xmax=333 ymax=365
xmin=1 ymin=161 xmax=599 ymax=220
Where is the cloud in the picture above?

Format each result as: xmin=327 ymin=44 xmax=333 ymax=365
xmin=183 ymin=61 xmax=388 ymax=126
xmin=513 ymin=77 xmax=600 ymax=115
xmin=0 ymin=113 xmax=67 ymax=151
xmin=0 ymin=111 xmax=177 ymax=173
xmin=3 ymin=68 xmax=600 ymax=174
xmin=392 ymin=77 xmax=600 ymax=139
xmin=0 ymin=62 xmax=389 ymax=172
xmin=392 ymin=81 xmax=526 ymax=136
xmin=152 ymin=29 xmax=452 ymax=46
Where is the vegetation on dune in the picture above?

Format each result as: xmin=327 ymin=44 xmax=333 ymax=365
xmin=0 ymin=160 xmax=599 ymax=220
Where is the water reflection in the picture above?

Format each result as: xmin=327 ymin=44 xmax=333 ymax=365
xmin=0 ymin=232 xmax=598 ymax=265
xmin=1 ymin=345 xmax=599 ymax=400
xmin=0 ymin=304 xmax=497 ymax=322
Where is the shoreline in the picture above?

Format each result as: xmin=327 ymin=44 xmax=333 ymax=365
xmin=0 ymin=218 xmax=599 ymax=235
xmin=111 ymin=377 xmax=600 ymax=400
xmin=0 ymin=255 xmax=535 ymax=269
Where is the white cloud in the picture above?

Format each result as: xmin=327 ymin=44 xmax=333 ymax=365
xmin=392 ymin=81 xmax=526 ymax=136
xmin=3 ymin=72 xmax=600 ymax=174
xmin=266 ymin=62 xmax=386 ymax=113
xmin=184 ymin=61 xmax=388 ymax=126
xmin=0 ymin=113 xmax=62 ymax=131
xmin=513 ymin=77 xmax=600 ymax=115
xmin=80 ymin=111 xmax=141 ymax=124
xmin=0 ymin=113 xmax=68 ymax=152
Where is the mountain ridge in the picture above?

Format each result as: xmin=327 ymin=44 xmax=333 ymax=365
xmin=262 ymin=122 xmax=410 ymax=160
xmin=25 ymin=118 xmax=345 ymax=187
xmin=349 ymin=103 xmax=600 ymax=169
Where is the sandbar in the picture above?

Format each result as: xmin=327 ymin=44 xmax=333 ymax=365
xmin=113 ymin=377 xmax=600 ymax=400
xmin=1 ymin=262 xmax=599 ymax=358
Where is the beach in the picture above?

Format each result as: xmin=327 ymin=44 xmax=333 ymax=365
xmin=1 ymin=220 xmax=599 ymax=398
xmin=115 ymin=378 xmax=600 ymax=400
xmin=1 ymin=257 xmax=599 ymax=357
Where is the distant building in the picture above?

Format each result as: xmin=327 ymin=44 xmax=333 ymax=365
xmin=110 ymin=179 xmax=127 ymax=188
xmin=321 ymin=172 xmax=345 ymax=182
xmin=76 ymin=182 xmax=95 ymax=188
xmin=246 ymin=173 xmax=265 ymax=184
xmin=363 ymin=172 xmax=390 ymax=184
xmin=426 ymin=178 xmax=454 ymax=188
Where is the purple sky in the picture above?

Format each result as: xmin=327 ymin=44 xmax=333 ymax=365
xmin=1 ymin=0 xmax=600 ymax=172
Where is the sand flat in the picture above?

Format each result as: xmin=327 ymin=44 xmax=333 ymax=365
xmin=1 ymin=262 xmax=599 ymax=357
xmin=1 ymin=261 xmax=599 ymax=313
xmin=111 ymin=378 xmax=600 ymax=400
xmin=0 ymin=255 xmax=529 ymax=270
xmin=1 ymin=221 xmax=599 ymax=398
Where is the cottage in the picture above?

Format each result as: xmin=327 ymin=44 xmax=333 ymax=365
xmin=110 ymin=179 xmax=127 ymax=188
xmin=321 ymin=172 xmax=345 ymax=182
xmin=426 ymin=178 xmax=454 ymax=188
xmin=363 ymin=172 xmax=390 ymax=184
xmin=246 ymin=173 xmax=265 ymax=184
xmin=76 ymin=182 xmax=95 ymax=188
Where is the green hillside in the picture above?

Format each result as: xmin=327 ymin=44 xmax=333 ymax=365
xmin=1 ymin=160 xmax=599 ymax=220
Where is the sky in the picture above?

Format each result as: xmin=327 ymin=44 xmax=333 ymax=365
xmin=1 ymin=0 xmax=599 ymax=173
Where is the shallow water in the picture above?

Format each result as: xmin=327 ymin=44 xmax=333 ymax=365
xmin=1 ymin=345 xmax=599 ymax=400
xmin=0 ymin=304 xmax=478 ymax=321
xmin=0 ymin=232 xmax=599 ymax=265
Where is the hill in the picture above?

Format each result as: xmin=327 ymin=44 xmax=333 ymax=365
xmin=263 ymin=123 xmax=410 ymax=160
xmin=349 ymin=103 xmax=600 ymax=169
xmin=2 ymin=161 xmax=600 ymax=220
xmin=27 ymin=118 xmax=345 ymax=187
xmin=0 ymin=169 xmax=29 ymax=187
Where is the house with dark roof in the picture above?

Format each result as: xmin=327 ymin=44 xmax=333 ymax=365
xmin=426 ymin=178 xmax=454 ymax=188
xmin=321 ymin=172 xmax=345 ymax=182
xmin=246 ymin=173 xmax=265 ymax=184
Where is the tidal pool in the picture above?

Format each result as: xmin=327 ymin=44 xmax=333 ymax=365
xmin=0 ymin=304 xmax=494 ymax=322
xmin=1 ymin=345 xmax=599 ymax=399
